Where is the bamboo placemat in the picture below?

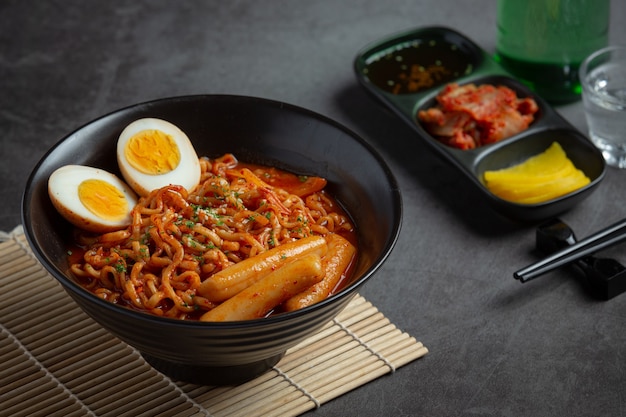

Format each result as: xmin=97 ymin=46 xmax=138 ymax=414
xmin=0 ymin=227 xmax=428 ymax=417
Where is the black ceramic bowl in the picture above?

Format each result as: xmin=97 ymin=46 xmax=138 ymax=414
xmin=22 ymin=95 xmax=401 ymax=385
xmin=354 ymin=26 xmax=606 ymax=222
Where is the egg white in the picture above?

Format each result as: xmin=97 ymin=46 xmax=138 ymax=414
xmin=48 ymin=165 xmax=138 ymax=233
xmin=116 ymin=118 xmax=201 ymax=197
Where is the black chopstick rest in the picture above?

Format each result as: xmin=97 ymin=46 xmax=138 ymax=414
xmin=533 ymin=218 xmax=626 ymax=300
xmin=516 ymin=217 xmax=626 ymax=282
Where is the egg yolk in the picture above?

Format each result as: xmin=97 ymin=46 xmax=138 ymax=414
xmin=78 ymin=179 xmax=129 ymax=221
xmin=124 ymin=129 xmax=181 ymax=175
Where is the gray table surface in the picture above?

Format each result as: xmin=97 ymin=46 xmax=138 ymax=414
xmin=2 ymin=1 xmax=626 ymax=416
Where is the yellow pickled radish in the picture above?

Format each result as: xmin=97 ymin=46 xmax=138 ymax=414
xmin=484 ymin=142 xmax=590 ymax=204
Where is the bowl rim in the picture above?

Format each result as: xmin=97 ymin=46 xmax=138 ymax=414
xmin=22 ymin=93 xmax=403 ymax=327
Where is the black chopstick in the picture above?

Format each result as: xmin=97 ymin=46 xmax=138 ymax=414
xmin=514 ymin=218 xmax=626 ymax=282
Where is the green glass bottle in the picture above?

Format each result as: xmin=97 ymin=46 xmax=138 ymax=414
xmin=495 ymin=0 xmax=610 ymax=104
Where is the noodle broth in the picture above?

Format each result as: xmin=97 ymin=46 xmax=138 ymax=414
xmin=68 ymin=154 xmax=357 ymax=320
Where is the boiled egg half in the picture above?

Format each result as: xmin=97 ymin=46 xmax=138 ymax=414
xmin=48 ymin=165 xmax=138 ymax=233
xmin=116 ymin=118 xmax=201 ymax=196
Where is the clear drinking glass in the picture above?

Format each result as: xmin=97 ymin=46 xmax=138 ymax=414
xmin=580 ymin=46 xmax=626 ymax=168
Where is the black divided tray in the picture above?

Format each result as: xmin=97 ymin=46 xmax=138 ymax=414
xmin=354 ymin=26 xmax=606 ymax=222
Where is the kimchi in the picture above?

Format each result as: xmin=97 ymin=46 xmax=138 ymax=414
xmin=417 ymin=83 xmax=539 ymax=150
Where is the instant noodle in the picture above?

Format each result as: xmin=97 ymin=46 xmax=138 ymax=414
xmin=68 ymin=154 xmax=357 ymax=321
